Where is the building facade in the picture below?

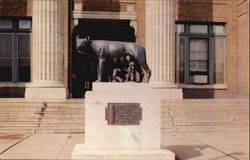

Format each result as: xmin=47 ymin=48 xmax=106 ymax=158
xmin=0 ymin=0 xmax=249 ymax=99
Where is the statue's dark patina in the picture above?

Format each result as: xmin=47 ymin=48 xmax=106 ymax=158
xmin=76 ymin=38 xmax=151 ymax=82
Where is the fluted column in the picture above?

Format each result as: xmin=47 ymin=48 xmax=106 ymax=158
xmin=146 ymin=0 xmax=176 ymax=87
xmin=25 ymin=0 xmax=66 ymax=98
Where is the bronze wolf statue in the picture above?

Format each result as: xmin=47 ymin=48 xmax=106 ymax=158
xmin=76 ymin=38 xmax=151 ymax=82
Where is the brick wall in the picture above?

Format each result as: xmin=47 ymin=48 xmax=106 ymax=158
xmin=81 ymin=0 xmax=121 ymax=12
xmin=0 ymin=0 xmax=32 ymax=17
xmin=236 ymin=0 xmax=249 ymax=99
xmin=136 ymin=0 xmax=145 ymax=46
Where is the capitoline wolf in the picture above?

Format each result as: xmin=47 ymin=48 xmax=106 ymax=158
xmin=76 ymin=38 xmax=151 ymax=82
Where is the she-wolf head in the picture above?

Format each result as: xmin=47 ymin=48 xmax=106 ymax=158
xmin=76 ymin=36 xmax=92 ymax=54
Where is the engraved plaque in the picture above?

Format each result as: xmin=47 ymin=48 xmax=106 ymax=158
xmin=105 ymin=103 xmax=142 ymax=125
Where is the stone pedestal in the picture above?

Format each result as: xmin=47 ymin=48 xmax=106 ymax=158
xmin=72 ymin=83 xmax=180 ymax=159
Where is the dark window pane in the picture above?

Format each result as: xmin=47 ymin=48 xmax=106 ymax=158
xmin=213 ymin=25 xmax=225 ymax=35
xmin=19 ymin=20 xmax=31 ymax=29
xmin=0 ymin=34 xmax=13 ymax=57
xmin=189 ymin=39 xmax=208 ymax=73
xmin=190 ymin=39 xmax=208 ymax=53
xmin=189 ymin=75 xmax=208 ymax=84
xmin=190 ymin=60 xmax=208 ymax=72
xmin=176 ymin=24 xmax=185 ymax=33
xmin=0 ymin=20 xmax=12 ymax=29
xmin=18 ymin=58 xmax=30 ymax=82
xmin=176 ymin=37 xmax=185 ymax=83
xmin=190 ymin=52 xmax=207 ymax=60
xmin=18 ymin=35 xmax=30 ymax=57
xmin=0 ymin=58 xmax=12 ymax=82
xmin=213 ymin=38 xmax=225 ymax=84
xmin=190 ymin=25 xmax=208 ymax=34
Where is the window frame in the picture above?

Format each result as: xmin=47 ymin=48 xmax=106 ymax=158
xmin=175 ymin=22 xmax=226 ymax=85
xmin=0 ymin=17 xmax=31 ymax=83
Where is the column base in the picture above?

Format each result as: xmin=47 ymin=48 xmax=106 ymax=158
xmin=149 ymin=82 xmax=180 ymax=88
xmin=25 ymin=87 xmax=66 ymax=99
xmin=148 ymin=82 xmax=183 ymax=99
xmin=71 ymin=144 xmax=175 ymax=160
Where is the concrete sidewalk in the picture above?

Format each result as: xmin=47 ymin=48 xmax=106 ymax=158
xmin=0 ymin=132 xmax=248 ymax=160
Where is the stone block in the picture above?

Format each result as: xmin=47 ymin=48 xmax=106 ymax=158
xmin=72 ymin=83 xmax=179 ymax=160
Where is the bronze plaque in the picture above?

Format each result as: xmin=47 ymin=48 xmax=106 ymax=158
xmin=105 ymin=103 xmax=142 ymax=125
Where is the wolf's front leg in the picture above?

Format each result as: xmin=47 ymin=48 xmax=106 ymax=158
xmin=97 ymin=57 xmax=105 ymax=82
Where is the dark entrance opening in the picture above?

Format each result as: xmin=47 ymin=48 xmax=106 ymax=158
xmin=71 ymin=19 xmax=136 ymax=98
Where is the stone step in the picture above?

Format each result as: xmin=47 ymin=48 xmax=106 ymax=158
xmin=165 ymin=104 xmax=249 ymax=108
xmin=162 ymin=111 xmax=249 ymax=116
xmin=162 ymin=107 xmax=249 ymax=112
xmin=0 ymin=106 xmax=42 ymax=111
xmin=35 ymin=128 xmax=84 ymax=134
xmin=0 ymin=114 xmax=39 ymax=121
xmin=162 ymin=103 xmax=249 ymax=108
xmin=162 ymin=116 xmax=249 ymax=122
xmin=0 ymin=98 xmax=84 ymax=103
xmin=0 ymin=128 xmax=84 ymax=134
xmin=37 ymin=125 xmax=84 ymax=129
xmin=42 ymin=110 xmax=84 ymax=114
xmin=0 ymin=121 xmax=84 ymax=126
xmin=39 ymin=117 xmax=84 ymax=122
xmin=0 ymin=106 xmax=84 ymax=112
xmin=162 ymin=106 xmax=249 ymax=111
xmin=39 ymin=123 xmax=84 ymax=127
xmin=0 ymin=102 xmax=84 ymax=108
xmin=0 ymin=112 xmax=84 ymax=117
xmin=43 ymin=108 xmax=84 ymax=112
xmin=0 ymin=107 xmax=84 ymax=111
xmin=46 ymin=103 xmax=84 ymax=107
xmin=0 ymin=103 xmax=44 ymax=107
xmin=161 ymin=114 xmax=249 ymax=121
xmin=162 ymin=121 xmax=249 ymax=126
xmin=0 ymin=128 xmax=35 ymax=134
xmin=0 ymin=125 xmax=84 ymax=130
xmin=162 ymin=118 xmax=249 ymax=123
xmin=41 ymin=115 xmax=84 ymax=119
xmin=162 ymin=126 xmax=249 ymax=132
xmin=161 ymin=99 xmax=249 ymax=103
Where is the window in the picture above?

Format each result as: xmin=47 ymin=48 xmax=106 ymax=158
xmin=0 ymin=18 xmax=31 ymax=83
xmin=176 ymin=23 xmax=226 ymax=85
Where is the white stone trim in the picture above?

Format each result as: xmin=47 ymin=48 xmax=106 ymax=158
xmin=177 ymin=84 xmax=228 ymax=89
xmin=0 ymin=83 xmax=29 ymax=87
xmin=73 ymin=11 xmax=136 ymax=20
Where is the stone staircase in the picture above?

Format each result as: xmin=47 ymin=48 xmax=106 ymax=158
xmin=0 ymin=99 xmax=84 ymax=134
xmin=0 ymin=98 xmax=249 ymax=134
xmin=161 ymin=99 xmax=249 ymax=132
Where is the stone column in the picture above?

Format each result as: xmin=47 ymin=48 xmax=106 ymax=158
xmin=145 ymin=0 xmax=176 ymax=87
xmin=25 ymin=0 xmax=66 ymax=99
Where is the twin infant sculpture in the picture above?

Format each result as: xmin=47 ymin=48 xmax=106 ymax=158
xmin=76 ymin=37 xmax=151 ymax=83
